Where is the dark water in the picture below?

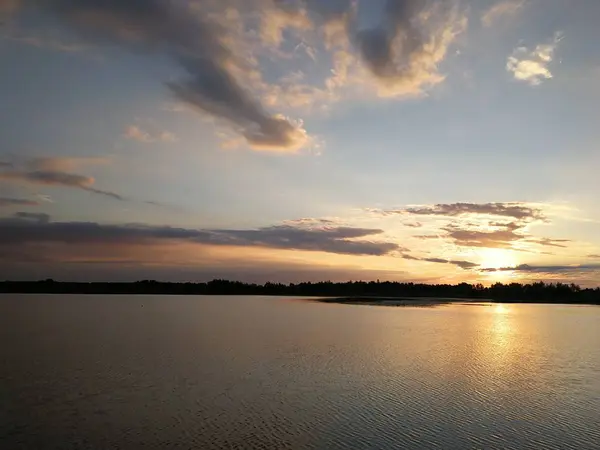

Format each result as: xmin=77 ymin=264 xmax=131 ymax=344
xmin=2 ymin=295 xmax=599 ymax=449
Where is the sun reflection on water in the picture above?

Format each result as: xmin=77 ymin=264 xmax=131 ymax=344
xmin=494 ymin=304 xmax=509 ymax=315
xmin=482 ymin=303 xmax=517 ymax=377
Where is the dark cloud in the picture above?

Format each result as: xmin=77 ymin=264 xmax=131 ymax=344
xmin=481 ymin=264 xmax=600 ymax=274
xmin=0 ymin=215 xmax=399 ymax=256
xmin=415 ymin=220 xmax=572 ymax=252
xmin=422 ymin=257 xmax=479 ymax=270
xmin=351 ymin=0 xmax=464 ymax=95
xmin=357 ymin=0 xmax=419 ymax=78
xmin=441 ymin=226 xmax=524 ymax=249
xmin=0 ymin=161 xmax=13 ymax=167
xmin=208 ymin=225 xmax=398 ymax=255
xmin=0 ymin=197 xmax=39 ymax=207
xmin=0 ymin=169 xmax=123 ymax=200
xmin=413 ymin=217 xmax=577 ymax=254
xmin=376 ymin=202 xmax=546 ymax=221
xmin=401 ymin=253 xmax=478 ymax=270
xmin=416 ymin=221 xmax=526 ymax=249
xmin=588 ymin=254 xmax=600 ymax=259
xmin=22 ymin=0 xmax=307 ymax=150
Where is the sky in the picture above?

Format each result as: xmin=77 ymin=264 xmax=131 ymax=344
xmin=1 ymin=0 xmax=600 ymax=285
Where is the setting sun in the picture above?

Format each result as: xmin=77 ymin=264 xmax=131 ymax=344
xmin=480 ymin=249 xmax=518 ymax=270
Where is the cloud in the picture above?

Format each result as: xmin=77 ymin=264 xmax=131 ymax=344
xmin=416 ymin=222 xmax=572 ymax=255
xmin=404 ymin=222 xmax=423 ymax=228
xmin=481 ymin=0 xmax=524 ymax=27
xmin=22 ymin=0 xmax=309 ymax=152
xmin=526 ymin=237 xmax=570 ymax=248
xmin=27 ymin=156 xmax=110 ymax=172
xmin=0 ymin=197 xmax=40 ymax=207
xmin=354 ymin=0 xmax=467 ymax=97
xmin=422 ymin=257 xmax=479 ymax=270
xmin=14 ymin=212 xmax=50 ymax=222
xmin=208 ymin=225 xmax=398 ymax=256
xmin=430 ymin=224 xmax=524 ymax=249
xmin=372 ymin=202 xmax=546 ymax=221
xmin=481 ymin=264 xmax=600 ymax=274
xmin=0 ymin=215 xmax=400 ymax=256
xmin=371 ymin=201 xmax=574 ymax=254
xmin=36 ymin=194 xmax=54 ymax=203
xmin=421 ymin=258 xmax=479 ymax=269
xmin=283 ymin=218 xmax=338 ymax=226
xmin=400 ymin=253 xmax=478 ymax=270
xmin=416 ymin=221 xmax=570 ymax=252
xmin=260 ymin=4 xmax=312 ymax=48
xmin=0 ymin=157 xmax=123 ymax=200
xmin=588 ymin=254 xmax=600 ymax=259
xmin=124 ymin=125 xmax=177 ymax=143
xmin=507 ymin=33 xmax=562 ymax=85
xmin=7 ymin=0 xmax=468 ymax=137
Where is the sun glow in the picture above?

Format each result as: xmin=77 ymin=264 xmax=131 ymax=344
xmin=494 ymin=304 xmax=509 ymax=314
xmin=480 ymin=248 xmax=517 ymax=270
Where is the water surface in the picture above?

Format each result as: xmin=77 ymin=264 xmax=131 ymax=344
xmin=2 ymin=295 xmax=599 ymax=449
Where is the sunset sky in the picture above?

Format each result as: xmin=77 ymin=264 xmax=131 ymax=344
xmin=1 ymin=0 xmax=599 ymax=285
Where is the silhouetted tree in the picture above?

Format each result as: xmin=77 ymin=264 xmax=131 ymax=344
xmin=0 ymin=279 xmax=598 ymax=304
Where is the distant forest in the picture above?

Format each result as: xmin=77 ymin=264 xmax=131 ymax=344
xmin=1 ymin=279 xmax=599 ymax=304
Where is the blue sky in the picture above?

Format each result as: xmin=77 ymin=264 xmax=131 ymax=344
xmin=1 ymin=0 xmax=600 ymax=285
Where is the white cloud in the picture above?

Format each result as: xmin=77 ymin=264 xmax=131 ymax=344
xmin=507 ymin=33 xmax=562 ymax=85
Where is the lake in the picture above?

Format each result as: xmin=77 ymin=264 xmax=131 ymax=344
xmin=2 ymin=295 xmax=599 ymax=449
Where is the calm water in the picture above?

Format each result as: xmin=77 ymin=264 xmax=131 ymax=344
xmin=1 ymin=295 xmax=599 ymax=449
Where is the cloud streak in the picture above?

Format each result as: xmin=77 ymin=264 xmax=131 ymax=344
xmin=0 ymin=197 xmax=40 ymax=207
xmin=481 ymin=264 xmax=600 ymax=274
xmin=372 ymin=202 xmax=546 ymax=221
xmin=416 ymin=220 xmax=571 ymax=252
xmin=438 ymin=225 xmax=523 ymax=249
xmin=0 ymin=214 xmax=399 ymax=256
xmin=0 ymin=157 xmax=123 ymax=200
xmin=0 ymin=170 xmax=123 ymax=200
xmin=400 ymin=252 xmax=478 ymax=270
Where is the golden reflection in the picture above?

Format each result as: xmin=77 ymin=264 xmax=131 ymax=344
xmin=484 ymin=303 xmax=516 ymax=370
xmin=494 ymin=304 xmax=509 ymax=315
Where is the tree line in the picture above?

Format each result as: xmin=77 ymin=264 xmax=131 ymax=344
xmin=1 ymin=279 xmax=599 ymax=304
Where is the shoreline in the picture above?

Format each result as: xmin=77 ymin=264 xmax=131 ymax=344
xmin=315 ymin=296 xmax=484 ymax=307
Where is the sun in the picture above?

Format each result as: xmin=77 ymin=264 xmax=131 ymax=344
xmin=480 ymin=248 xmax=518 ymax=270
